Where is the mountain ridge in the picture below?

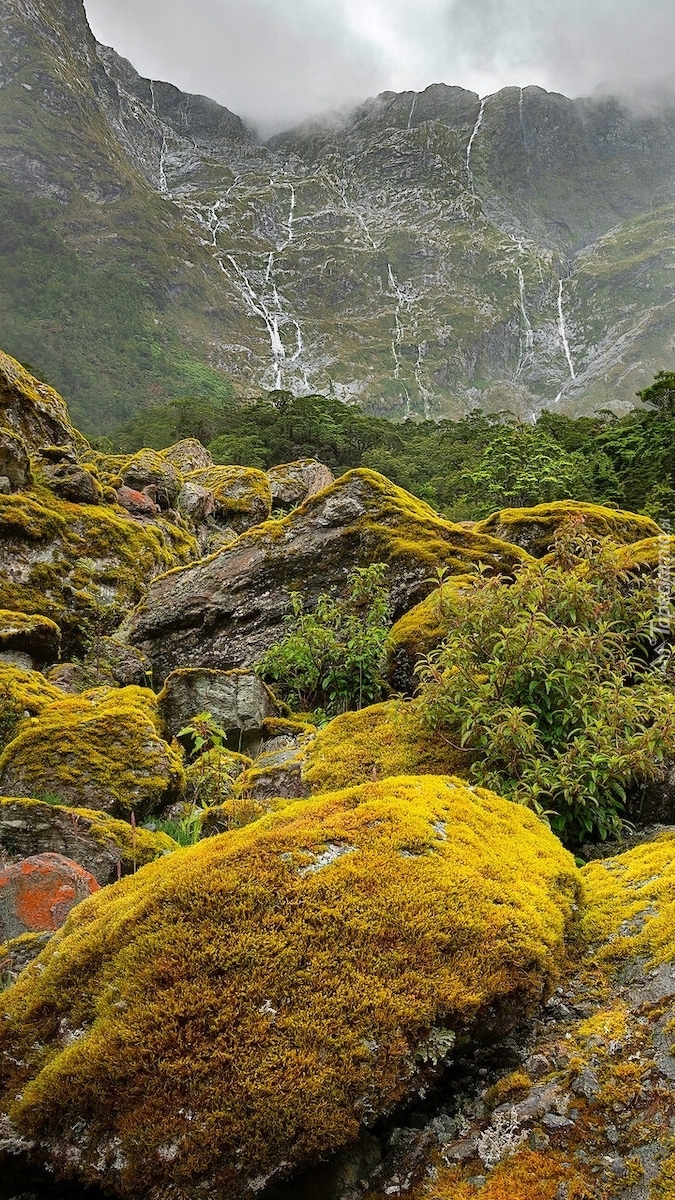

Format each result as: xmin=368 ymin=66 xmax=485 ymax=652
xmin=2 ymin=0 xmax=675 ymax=429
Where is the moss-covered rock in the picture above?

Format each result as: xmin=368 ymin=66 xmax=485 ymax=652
xmin=380 ymin=830 xmax=675 ymax=1200
xmin=474 ymin=500 xmax=661 ymax=557
xmin=0 ymin=686 xmax=185 ymax=818
xmin=163 ymin=438 xmax=213 ymax=475
xmin=0 ymin=351 xmax=86 ymax=461
xmin=0 ymin=775 xmax=580 ymax=1199
xmin=0 ymin=665 xmax=64 ymax=753
xmin=384 ymin=575 xmax=478 ymax=694
xmin=266 ymin=458 xmax=334 ymax=509
xmin=124 ymin=469 xmax=531 ymax=680
xmin=0 ymin=931 xmax=52 ymax=983
xmin=0 ymin=796 xmax=176 ymax=885
xmin=186 ymin=464 xmax=272 ymax=532
xmin=0 ymin=611 xmax=60 ymax=666
xmin=0 ymin=483 xmax=197 ymax=655
xmin=40 ymin=461 xmax=103 ymax=505
xmin=120 ymin=448 xmax=182 ymax=510
xmin=303 ymin=700 xmax=469 ymax=794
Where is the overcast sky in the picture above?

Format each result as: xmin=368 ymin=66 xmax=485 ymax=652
xmin=83 ymin=0 xmax=675 ymax=135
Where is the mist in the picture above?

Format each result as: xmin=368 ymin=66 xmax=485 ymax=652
xmin=83 ymin=0 xmax=675 ymax=135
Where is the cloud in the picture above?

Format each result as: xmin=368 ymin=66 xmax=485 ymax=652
xmin=83 ymin=0 xmax=675 ymax=134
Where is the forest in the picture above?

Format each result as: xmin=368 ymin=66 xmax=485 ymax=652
xmin=109 ymin=371 xmax=675 ymax=523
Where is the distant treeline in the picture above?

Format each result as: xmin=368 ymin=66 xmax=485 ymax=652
xmin=108 ymin=372 xmax=675 ymax=523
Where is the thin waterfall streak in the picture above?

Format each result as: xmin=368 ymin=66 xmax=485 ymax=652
xmin=407 ymin=93 xmax=417 ymax=129
xmin=557 ymin=278 xmax=571 ymax=376
xmin=466 ymin=97 xmax=486 ymax=190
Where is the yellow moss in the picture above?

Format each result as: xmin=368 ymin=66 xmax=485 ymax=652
xmin=475 ymin=500 xmax=660 ymax=557
xmin=0 ymin=686 xmax=185 ymax=817
xmin=0 ymin=610 xmax=60 ymax=641
xmin=651 ymin=1143 xmax=675 ymax=1199
xmin=385 ymin=575 xmax=478 ymax=668
xmin=580 ymin=832 xmax=675 ymax=969
xmin=0 ymin=664 xmax=63 ymax=714
xmin=0 ymin=482 xmax=197 ymax=650
xmin=613 ymin=534 xmax=675 ymax=572
xmin=187 ymin=465 xmax=272 ymax=520
xmin=483 ymin=1069 xmax=533 ymax=1107
xmin=0 ymin=775 xmax=581 ymax=1200
xmin=303 ymin=700 xmax=470 ymax=793
xmin=0 ymin=349 xmax=86 ymax=455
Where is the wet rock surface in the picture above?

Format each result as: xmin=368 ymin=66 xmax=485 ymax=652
xmin=124 ymin=469 xmax=530 ymax=681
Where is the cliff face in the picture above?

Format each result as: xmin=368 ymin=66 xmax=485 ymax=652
xmin=2 ymin=0 xmax=675 ymax=429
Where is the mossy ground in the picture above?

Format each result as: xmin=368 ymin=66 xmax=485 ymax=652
xmin=0 ymin=775 xmax=580 ymax=1200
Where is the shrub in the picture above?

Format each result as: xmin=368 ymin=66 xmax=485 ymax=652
xmin=417 ymin=518 xmax=675 ymax=845
xmin=258 ymin=563 xmax=391 ymax=715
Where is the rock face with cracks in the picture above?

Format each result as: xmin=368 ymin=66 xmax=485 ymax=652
xmin=0 ymin=776 xmax=580 ymax=1200
xmin=123 ymin=469 xmax=532 ymax=681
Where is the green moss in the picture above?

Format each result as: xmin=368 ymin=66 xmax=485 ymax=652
xmin=474 ymin=500 xmax=661 ymax=557
xmin=0 ymin=481 xmax=197 ymax=653
xmin=0 ymin=775 xmax=580 ymax=1198
xmin=303 ymin=700 xmax=471 ymax=793
xmin=0 ymin=686 xmax=185 ymax=818
xmin=186 ymin=464 xmax=272 ymax=527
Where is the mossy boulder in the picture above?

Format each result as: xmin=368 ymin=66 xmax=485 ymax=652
xmin=124 ymin=469 xmax=531 ymax=680
xmin=0 ymin=665 xmax=64 ymax=753
xmin=302 ymin=700 xmax=469 ymax=793
xmin=40 ymin=461 xmax=103 ymax=505
xmin=120 ymin=449 xmax=182 ymax=510
xmin=394 ymin=829 xmax=675 ymax=1200
xmin=0 ymin=611 xmax=60 ymax=667
xmin=163 ymin=438 xmax=213 ymax=474
xmin=384 ymin=575 xmax=477 ymax=694
xmin=0 ymin=351 xmax=85 ymax=461
xmin=266 ymin=458 xmax=334 ymax=509
xmin=0 ymin=796 xmax=176 ymax=885
xmin=0 ymin=483 xmax=197 ymax=655
xmin=0 ymin=775 xmax=581 ymax=1199
xmin=474 ymin=500 xmax=661 ymax=557
xmin=186 ymin=464 xmax=272 ymax=532
xmin=0 ymin=686 xmax=185 ymax=818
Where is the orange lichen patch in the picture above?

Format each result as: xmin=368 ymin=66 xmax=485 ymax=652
xmin=0 ymin=852 xmax=99 ymax=938
xmin=0 ymin=775 xmax=580 ymax=1200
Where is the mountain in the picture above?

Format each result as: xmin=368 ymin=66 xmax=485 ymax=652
xmin=2 ymin=0 xmax=675 ymax=432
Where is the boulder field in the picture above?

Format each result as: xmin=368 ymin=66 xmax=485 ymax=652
xmin=1 ymin=352 xmax=675 ymax=1199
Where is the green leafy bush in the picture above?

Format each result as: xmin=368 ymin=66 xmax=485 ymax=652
xmin=258 ymin=564 xmax=391 ymax=716
xmin=417 ymin=519 xmax=675 ymax=845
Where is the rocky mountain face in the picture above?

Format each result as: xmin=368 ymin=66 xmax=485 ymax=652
xmin=2 ymin=0 xmax=675 ymax=431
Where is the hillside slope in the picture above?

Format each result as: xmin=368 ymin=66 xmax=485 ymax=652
xmin=2 ymin=0 xmax=675 ymax=429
